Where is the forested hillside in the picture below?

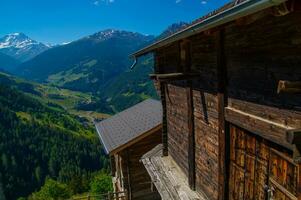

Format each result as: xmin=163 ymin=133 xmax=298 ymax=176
xmin=102 ymin=56 xmax=158 ymax=111
xmin=0 ymin=81 xmax=110 ymax=199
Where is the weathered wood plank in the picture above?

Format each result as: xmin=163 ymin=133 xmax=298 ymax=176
xmin=216 ymin=29 xmax=227 ymax=200
xmin=161 ymin=82 xmax=168 ymax=157
xmin=149 ymin=73 xmax=199 ymax=82
xmin=225 ymin=106 xmax=294 ymax=150
xmin=141 ymin=145 xmax=208 ymax=200
xmin=277 ymin=80 xmax=301 ymax=94
xmin=186 ymin=80 xmax=195 ymax=190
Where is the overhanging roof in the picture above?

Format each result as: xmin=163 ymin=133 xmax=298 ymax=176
xmin=95 ymin=99 xmax=162 ymax=155
xmin=131 ymin=0 xmax=287 ymax=58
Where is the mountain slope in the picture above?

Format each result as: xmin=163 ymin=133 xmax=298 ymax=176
xmin=101 ymin=56 xmax=158 ymax=112
xmin=0 ymin=74 xmax=109 ymax=199
xmin=0 ymin=33 xmax=49 ymax=62
xmin=17 ymin=30 xmax=154 ymax=90
xmin=0 ymin=52 xmax=20 ymax=71
xmin=0 ymin=72 xmax=112 ymax=119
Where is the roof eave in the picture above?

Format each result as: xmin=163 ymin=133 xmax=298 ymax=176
xmin=95 ymin=124 xmax=111 ymax=155
xmin=131 ymin=0 xmax=287 ymax=58
xmin=108 ymin=124 xmax=162 ymax=156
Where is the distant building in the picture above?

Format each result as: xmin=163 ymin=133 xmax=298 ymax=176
xmin=96 ymin=99 xmax=162 ymax=200
xmin=132 ymin=0 xmax=301 ymax=199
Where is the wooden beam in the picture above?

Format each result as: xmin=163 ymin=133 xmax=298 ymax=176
xmin=110 ymin=156 xmax=116 ymax=176
xmin=181 ymin=39 xmax=195 ymax=189
xmin=216 ymin=29 xmax=227 ymax=200
xmin=186 ymin=80 xmax=195 ymax=190
xmin=126 ymin=149 xmax=132 ymax=200
xmin=277 ymin=80 xmax=301 ymax=94
xmin=225 ymin=107 xmax=294 ymax=150
xmin=161 ymin=82 xmax=168 ymax=157
xmin=149 ymin=73 xmax=199 ymax=82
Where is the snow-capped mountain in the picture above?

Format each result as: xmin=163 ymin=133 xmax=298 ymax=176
xmin=82 ymin=29 xmax=154 ymax=45
xmin=0 ymin=33 xmax=49 ymax=62
xmin=17 ymin=29 xmax=154 ymax=83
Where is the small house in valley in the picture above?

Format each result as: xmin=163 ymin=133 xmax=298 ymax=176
xmin=95 ymin=99 xmax=162 ymax=200
xmin=132 ymin=0 xmax=301 ymax=199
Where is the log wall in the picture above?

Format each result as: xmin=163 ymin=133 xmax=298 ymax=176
xmin=154 ymin=8 xmax=301 ymax=200
xmin=225 ymin=11 xmax=301 ymax=135
xmin=166 ymin=82 xmax=190 ymax=176
xmin=190 ymin=32 xmax=220 ymax=199
xmin=114 ymin=130 xmax=162 ymax=200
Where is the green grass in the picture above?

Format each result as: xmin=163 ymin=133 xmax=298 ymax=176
xmin=0 ymin=72 xmax=110 ymax=123
xmin=47 ymin=69 xmax=88 ymax=86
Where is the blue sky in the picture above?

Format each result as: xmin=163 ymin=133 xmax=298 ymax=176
xmin=0 ymin=0 xmax=230 ymax=44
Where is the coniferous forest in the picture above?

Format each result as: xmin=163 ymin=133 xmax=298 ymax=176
xmin=0 ymin=84 xmax=111 ymax=199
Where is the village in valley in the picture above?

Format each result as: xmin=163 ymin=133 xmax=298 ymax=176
xmin=0 ymin=0 xmax=300 ymax=199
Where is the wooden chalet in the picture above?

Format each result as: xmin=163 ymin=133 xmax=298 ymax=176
xmin=95 ymin=99 xmax=162 ymax=200
xmin=132 ymin=0 xmax=301 ymax=199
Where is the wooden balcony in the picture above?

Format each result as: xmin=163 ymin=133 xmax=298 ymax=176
xmin=141 ymin=144 xmax=208 ymax=200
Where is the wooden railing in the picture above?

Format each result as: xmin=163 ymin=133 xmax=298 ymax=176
xmin=70 ymin=191 xmax=127 ymax=200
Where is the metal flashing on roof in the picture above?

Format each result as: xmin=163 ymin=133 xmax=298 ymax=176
xmin=131 ymin=0 xmax=287 ymax=58
xmin=95 ymin=99 xmax=162 ymax=155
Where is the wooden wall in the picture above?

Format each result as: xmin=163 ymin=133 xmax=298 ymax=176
xmin=190 ymin=32 xmax=220 ymax=199
xmin=166 ymin=82 xmax=190 ymax=176
xmin=114 ymin=130 xmax=162 ymax=200
xmin=154 ymin=9 xmax=301 ymax=200
xmin=225 ymin=11 xmax=301 ymax=147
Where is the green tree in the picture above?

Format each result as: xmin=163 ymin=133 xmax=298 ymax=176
xmin=90 ymin=172 xmax=113 ymax=195
xmin=35 ymin=167 xmax=42 ymax=184
xmin=29 ymin=178 xmax=71 ymax=200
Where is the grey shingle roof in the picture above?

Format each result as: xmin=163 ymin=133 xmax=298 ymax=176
xmin=95 ymin=99 xmax=162 ymax=154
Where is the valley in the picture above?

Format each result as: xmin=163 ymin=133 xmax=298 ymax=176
xmin=0 ymin=23 xmax=185 ymax=200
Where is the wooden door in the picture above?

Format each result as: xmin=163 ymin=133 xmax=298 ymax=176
xmin=268 ymin=149 xmax=299 ymax=200
xmin=228 ymin=125 xmax=300 ymax=200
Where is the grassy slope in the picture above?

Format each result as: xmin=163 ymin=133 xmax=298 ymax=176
xmin=0 ymin=72 xmax=110 ymax=122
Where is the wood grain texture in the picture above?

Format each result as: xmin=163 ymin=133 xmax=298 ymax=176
xmin=152 ymin=9 xmax=301 ymax=200
xmin=113 ymin=131 xmax=162 ymax=200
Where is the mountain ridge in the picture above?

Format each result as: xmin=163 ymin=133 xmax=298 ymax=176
xmin=16 ymin=29 xmax=154 ymax=89
xmin=0 ymin=33 xmax=49 ymax=63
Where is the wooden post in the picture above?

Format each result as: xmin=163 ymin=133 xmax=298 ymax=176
xmin=110 ymin=156 xmax=116 ymax=176
xmin=187 ymin=80 xmax=196 ymax=190
xmin=183 ymin=39 xmax=195 ymax=190
xmin=161 ymin=82 xmax=168 ymax=156
xmin=216 ymin=29 xmax=227 ymax=200
xmin=126 ymin=150 xmax=132 ymax=200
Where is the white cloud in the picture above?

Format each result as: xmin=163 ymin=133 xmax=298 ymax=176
xmin=93 ymin=0 xmax=114 ymax=6
xmin=201 ymin=0 xmax=207 ymax=4
xmin=176 ymin=0 xmax=181 ymax=3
